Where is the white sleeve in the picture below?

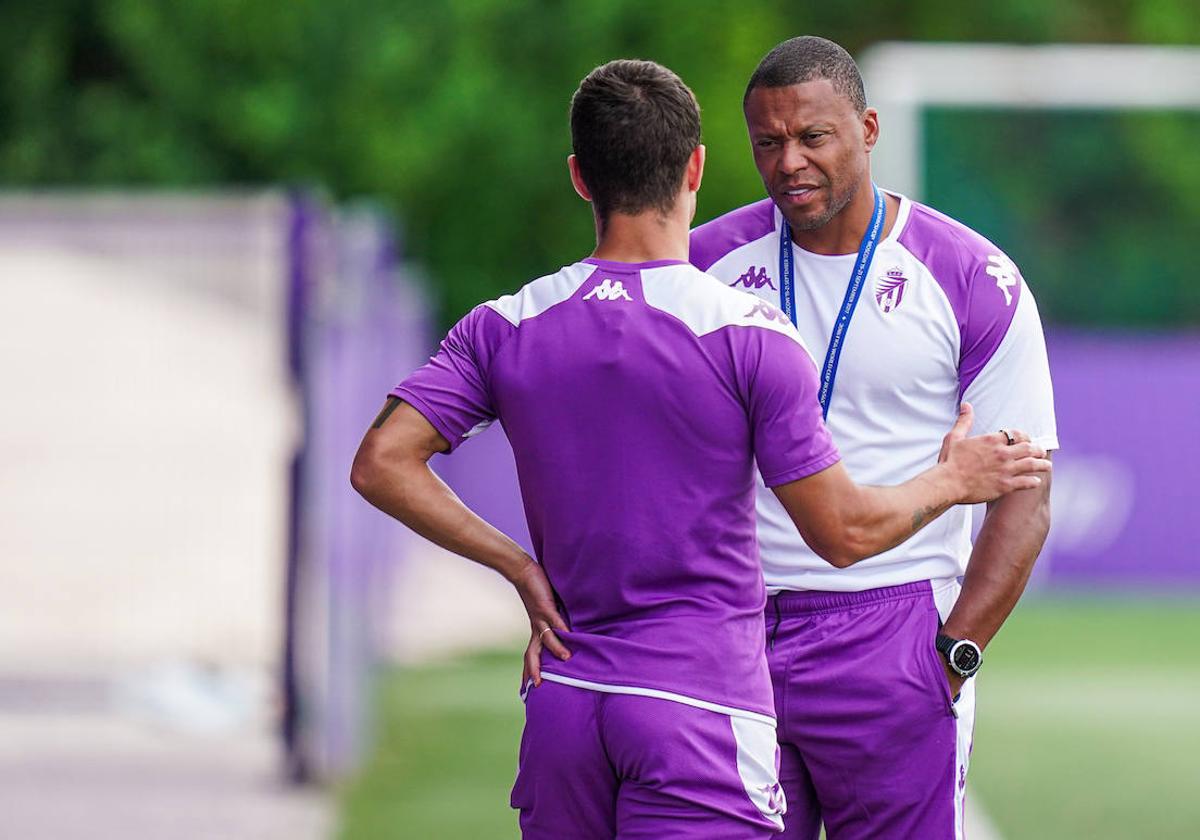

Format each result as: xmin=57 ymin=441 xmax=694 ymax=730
xmin=961 ymin=278 xmax=1059 ymax=451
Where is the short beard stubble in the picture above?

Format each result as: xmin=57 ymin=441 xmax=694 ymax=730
xmin=785 ymin=176 xmax=860 ymax=232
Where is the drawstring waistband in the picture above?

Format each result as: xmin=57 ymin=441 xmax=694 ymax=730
xmin=768 ymin=595 xmax=783 ymax=650
xmin=768 ymin=580 xmax=933 ymax=617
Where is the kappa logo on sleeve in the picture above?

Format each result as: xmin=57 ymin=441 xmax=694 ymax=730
xmin=984 ymin=254 xmax=1019 ymax=307
xmin=582 ymin=278 xmax=632 ymax=302
xmin=744 ymin=300 xmax=789 ymax=323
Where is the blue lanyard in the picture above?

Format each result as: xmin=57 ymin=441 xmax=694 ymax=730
xmin=778 ymin=185 xmax=886 ymax=419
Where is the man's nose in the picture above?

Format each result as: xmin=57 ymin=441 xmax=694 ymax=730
xmin=779 ymin=141 xmax=809 ymax=175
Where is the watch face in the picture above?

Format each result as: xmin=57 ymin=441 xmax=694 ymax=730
xmin=952 ymin=643 xmax=981 ymax=673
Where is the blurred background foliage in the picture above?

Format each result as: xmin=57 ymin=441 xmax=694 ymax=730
xmin=1 ymin=0 xmax=1197 ymax=326
xmin=926 ymin=109 xmax=1200 ymax=327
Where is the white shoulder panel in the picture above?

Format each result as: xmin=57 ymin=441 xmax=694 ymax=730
xmin=642 ymin=264 xmax=816 ymax=359
xmin=706 ymin=233 xmax=779 ymax=288
xmin=483 ymin=262 xmax=594 ymax=326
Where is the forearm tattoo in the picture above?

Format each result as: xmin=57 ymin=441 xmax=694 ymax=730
xmin=372 ymin=398 xmax=402 ymax=429
xmin=911 ymin=503 xmax=944 ymax=532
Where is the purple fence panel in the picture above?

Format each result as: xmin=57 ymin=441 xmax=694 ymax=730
xmin=1036 ymin=330 xmax=1200 ymax=589
xmin=428 ymin=329 xmax=1200 ymax=592
xmin=290 ymin=200 xmax=437 ymax=781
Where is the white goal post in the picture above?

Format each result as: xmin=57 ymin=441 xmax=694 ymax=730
xmin=859 ymin=42 xmax=1200 ymax=199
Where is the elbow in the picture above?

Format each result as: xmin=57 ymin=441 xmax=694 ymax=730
xmin=823 ymin=550 xmax=858 ymax=570
xmin=1031 ymin=496 xmax=1052 ymax=542
xmin=840 ymin=523 xmax=877 ymax=567
xmin=824 ymin=543 xmax=865 ymax=570
xmin=807 ymin=525 xmax=869 ymax=569
xmin=350 ymin=445 xmax=385 ymax=501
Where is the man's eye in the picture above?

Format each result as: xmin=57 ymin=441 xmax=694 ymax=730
xmin=755 ymin=139 xmax=777 ymax=148
xmin=804 ymin=133 xmax=825 ymax=143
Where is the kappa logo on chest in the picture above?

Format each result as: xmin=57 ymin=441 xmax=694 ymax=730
xmin=730 ymin=265 xmax=776 ymax=291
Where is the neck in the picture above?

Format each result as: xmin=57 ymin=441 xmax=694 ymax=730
xmin=789 ymin=179 xmax=887 ymax=256
xmin=590 ymin=209 xmax=689 ymax=264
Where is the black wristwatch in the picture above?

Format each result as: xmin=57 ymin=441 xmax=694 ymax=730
xmin=935 ymin=634 xmax=983 ymax=679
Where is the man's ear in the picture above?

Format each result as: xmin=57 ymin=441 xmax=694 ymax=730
xmin=862 ymin=108 xmax=880 ymax=153
xmin=686 ymin=144 xmax=706 ymax=194
xmin=568 ymin=154 xmax=593 ymax=202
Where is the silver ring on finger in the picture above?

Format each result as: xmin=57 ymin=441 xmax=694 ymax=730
xmin=538 ymin=626 xmax=554 ymax=642
xmin=999 ymin=428 xmax=1015 ymax=446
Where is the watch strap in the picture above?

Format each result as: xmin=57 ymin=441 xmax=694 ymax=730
xmin=935 ymin=633 xmax=958 ymax=657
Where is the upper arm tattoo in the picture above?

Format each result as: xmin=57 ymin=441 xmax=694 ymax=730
xmin=372 ymin=397 xmax=403 ymax=429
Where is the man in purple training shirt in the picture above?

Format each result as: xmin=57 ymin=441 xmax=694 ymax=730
xmin=352 ymin=59 xmax=1050 ymax=838
xmin=690 ymin=36 xmax=1060 ymax=840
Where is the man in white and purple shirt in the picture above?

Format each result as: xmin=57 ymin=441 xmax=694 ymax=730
xmin=352 ymin=59 xmax=1050 ymax=839
xmin=691 ymin=37 xmax=1059 ymax=840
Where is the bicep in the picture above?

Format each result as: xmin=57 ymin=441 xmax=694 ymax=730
xmin=386 ymin=305 xmax=502 ymax=453
xmin=356 ymin=398 xmax=450 ymax=469
xmin=984 ymin=450 xmax=1052 ymax=521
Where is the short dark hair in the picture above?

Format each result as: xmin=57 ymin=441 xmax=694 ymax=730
xmin=743 ymin=36 xmax=866 ymax=113
xmin=570 ymin=59 xmax=701 ymax=220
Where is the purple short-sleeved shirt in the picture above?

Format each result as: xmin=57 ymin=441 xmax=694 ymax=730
xmin=394 ymin=258 xmax=838 ymax=721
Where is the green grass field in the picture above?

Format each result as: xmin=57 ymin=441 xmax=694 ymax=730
xmin=337 ymin=598 xmax=1200 ymax=839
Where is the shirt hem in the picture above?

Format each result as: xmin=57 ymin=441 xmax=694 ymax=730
xmin=528 ymin=673 xmax=777 ymax=726
xmin=764 ymin=562 xmax=967 ymax=593
xmin=391 ymin=387 xmax=464 ymax=452
xmin=766 ymin=573 xmax=962 ymax=596
xmin=1034 ymin=434 xmax=1060 ymax=451
xmin=761 ymin=451 xmax=841 ymax=488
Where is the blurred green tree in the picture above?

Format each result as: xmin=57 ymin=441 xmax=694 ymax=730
xmin=0 ymin=0 xmax=1196 ymax=325
xmin=926 ymin=109 xmax=1200 ymax=328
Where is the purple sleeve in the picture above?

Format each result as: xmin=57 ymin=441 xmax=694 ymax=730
xmin=689 ymin=199 xmax=776 ymax=271
xmin=737 ymin=328 xmax=841 ymax=487
xmin=961 ymin=277 xmax=1059 ymax=450
xmin=957 ymin=252 xmax=1024 ymax=397
xmin=898 ymin=204 xmax=1022 ymax=397
xmin=391 ymin=305 xmax=511 ymax=452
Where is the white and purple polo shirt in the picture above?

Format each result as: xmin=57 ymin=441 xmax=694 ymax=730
xmin=691 ymin=194 xmax=1059 ymax=594
xmin=393 ymin=258 xmax=839 ymax=721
